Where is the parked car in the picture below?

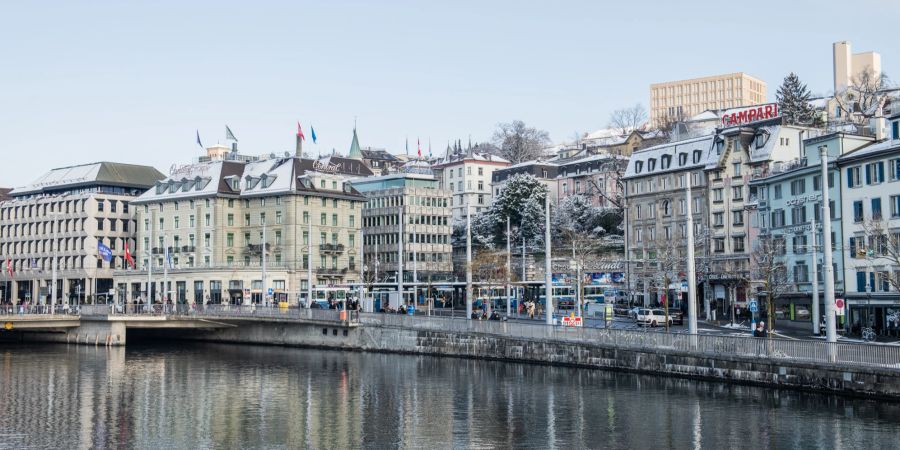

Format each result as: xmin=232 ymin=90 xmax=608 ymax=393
xmin=667 ymin=308 xmax=684 ymax=325
xmin=614 ymin=303 xmax=631 ymax=317
xmin=795 ymin=306 xmax=811 ymax=320
xmin=636 ymin=308 xmax=673 ymax=327
xmin=628 ymin=307 xmax=642 ymax=319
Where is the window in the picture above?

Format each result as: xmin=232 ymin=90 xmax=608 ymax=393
xmin=793 ymin=235 xmax=807 ymax=254
xmin=275 ymin=211 xmax=282 ymax=224
xmin=226 ymin=233 xmax=234 ymax=247
xmin=891 ymin=158 xmax=900 ymax=181
xmin=733 ymin=162 xmax=742 ymax=177
xmin=303 ymin=212 xmax=309 ymax=224
xmin=731 ymin=186 xmax=743 ymax=201
xmin=893 ymin=121 xmax=899 ymax=140
xmin=791 ymin=206 xmax=806 ymax=224
xmin=320 ymin=213 xmax=327 ymax=225
xmin=714 ymin=238 xmax=725 ymax=253
xmin=891 ymin=195 xmax=900 ymax=218
xmin=732 ymin=210 xmax=743 ymax=226
xmin=771 ymin=209 xmax=785 ymax=227
xmin=332 ymin=214 xmax=338 ymax=226
xmin=872 ymin=197 xmax=882 ymax=220
xmin=853 ymin=201 xmax=864 ymax=222
xmin=794 ymin=262 xmax=809 ymax=283
xmin=713 ymin=212 xmax=724 ymax=226
xmin=732 ymin=237 xmax=745 ymax=253
xmin=478 ymin=167 xmax=483 ymax=176
xmin=205 ymin=214 xmax=210 ymax=226
xmin=847 ymin=166 xmax=861 ymax=188
xmin=790 ymin=179 xmax=805 ymax=195
xmin=865 ymin=162 xmax=885 ymax=184
xmin=712 ymin=188 xmax=723 ymax=203
xmin=662 ymin=201 xmax=671 ymax=216
xmin=774 ymin=184 xmax=782 ymax=199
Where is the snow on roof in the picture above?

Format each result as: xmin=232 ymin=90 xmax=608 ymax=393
xmin=624 ymin=134 xmax=715 ymax=179
xmin=837 ymin=138 xmax=900 ymax=162
xmin=134 ymin=160 xmax=227 ymax=203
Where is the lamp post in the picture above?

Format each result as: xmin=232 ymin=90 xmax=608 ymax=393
xmin=686 ymin=181 xmax=698 ymax=335
xmin=820 ymin=145 xmax=837 ymax=344
xmin=544 ymin=194 xmax=553 ymax=326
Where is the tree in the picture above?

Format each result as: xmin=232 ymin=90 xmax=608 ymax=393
xmin=857 ymin=218 xmax=900 ymax=294
xmin=608 ymin=104 xmax=648 ymax=135
xmin=468 ymin=250 xmax=511 ymax=316
xmin=751 ymin=235 xmax=791 ymax=336
xmin=491 ymin=120 xmax=551 ymax=164
xmin=834 ymin=67 xmax=892 ymax=126
xmin=776 ymin=72 xmax=818 ymax=126
xmin=472 ymin=173 xmax=548 ymax=249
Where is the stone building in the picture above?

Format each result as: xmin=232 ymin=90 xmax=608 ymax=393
xmin=623 ymin=135 xmax=714 ymax=307
xmin=113 ymin=155 xmax=367 ymax=306
xmin=491 ymin=160 xmax=558 ymax=200
xmin=555 ymin=154 xmax=628 ymax=208
xmin=432 ymin=147 xmax=510 ymax=223
xmin=0 ymin=162 xmax=164 ymax=304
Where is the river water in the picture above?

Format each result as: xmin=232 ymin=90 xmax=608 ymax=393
xmin=1 ymin=343 xmax=899 ymax=449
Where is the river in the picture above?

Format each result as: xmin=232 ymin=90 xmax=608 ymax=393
xmin=1 ymin=342 xmax=899 ymax=449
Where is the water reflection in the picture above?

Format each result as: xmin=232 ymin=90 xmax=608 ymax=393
xmin=1 ymin=343 xmax=899 ymax=449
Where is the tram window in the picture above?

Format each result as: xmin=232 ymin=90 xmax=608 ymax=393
xmin=322 ymin=328 xmax=328 ymax=335
xmin=332 ymin=329 xmax=338 ymax=336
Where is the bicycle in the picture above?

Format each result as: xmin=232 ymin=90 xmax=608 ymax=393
xmin=861 ymin=327 xmax=876 ymax=342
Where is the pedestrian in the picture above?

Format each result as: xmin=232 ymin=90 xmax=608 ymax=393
xmin=758 ymin=321 xmax=768 ymax=338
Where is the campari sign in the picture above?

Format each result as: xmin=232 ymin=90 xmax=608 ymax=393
xmin=720 ymin=103 xmax=780 ymax=127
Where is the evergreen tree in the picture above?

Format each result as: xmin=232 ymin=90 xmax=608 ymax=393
xmin=776 ymin=72 xmax=817 ymax=126
xmin=471 ymin=173 xmax=548 ymax=249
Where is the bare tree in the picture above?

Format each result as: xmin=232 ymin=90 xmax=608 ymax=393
xmin=751 ymin=235 xmax=792 ymax=336
xmin=491 ymin=120 xmax=551 ymax=164
xmin=833 ymin=67 xmax=892 ymax=126
xmin=857 ymin=218 xmax=900 ymax=293
xmin=469 ymin=250 xmax=511 ymax=316
xmin=609 ymin=104 xmax=648 ymax=135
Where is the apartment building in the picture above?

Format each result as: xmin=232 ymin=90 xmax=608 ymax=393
xmin=352 ymin=171 xmax=453 ymax=286
xmin=555 ymin=154 xmax=628 ymax=208
xmin=114 ymin=156 xmax=367 ymax=305
xmin=432 ymin=149 xmax=510 ymax=222
xmin=650 ymin=72 xmax=767 ymax=126
xmin=491 ymin=160 xmax=558 ymax=200
xmin=837 ymin=116 xmax=900 ymax=337
xmin=0 ymin=162 xmax=164 ymax=304
xmin=623 ymin=135 xmax=714 ymax=307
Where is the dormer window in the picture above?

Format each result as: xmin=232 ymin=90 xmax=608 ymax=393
xmin=648 ymin=158 xmax=656 ymax=172
xmin=196 ymin=177 xmax=211 ymax=191
xmin=715 ymin=138 xmax=725 ymax=155
xmin=755 ymin=130 xmax=770 ymax=149
xmin=892 ymin=120 xmax=899 ymax=140
xmin=245 ymin=175 xmax=260 ymax=189
xmin=635 ymin=161 xmax=643 ymax=174
xmin=678 ymin=153 xmax=688 ymax=166
xmin=693 ymin=150 xmax=702 ymax=163
xmin=661 ymin=155 xmax=672 ymax=170
xmin=155 ymin=181 xmax=166 ymax=195
xmin=261 ymin=174 xmax=276 ymax=188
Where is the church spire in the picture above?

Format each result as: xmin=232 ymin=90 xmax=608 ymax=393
xmin=348 ymin=127 xmax=362 ymax=159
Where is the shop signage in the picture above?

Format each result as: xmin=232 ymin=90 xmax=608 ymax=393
xmin=721 ymin=103 xmax=779 ymax=127
xmin=785 ymin=194 xmax=822 ymax=206
xmin=313 ymin=160 xmax=342 ymax=173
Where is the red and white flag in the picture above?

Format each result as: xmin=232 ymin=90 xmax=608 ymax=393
xmin=417 ymin=138 xmax=421 ymax=158
xmin=6 ymin=258 xmax=12 ymax=278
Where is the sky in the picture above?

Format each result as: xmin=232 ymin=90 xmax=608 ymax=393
xmin=1 ymin=0 xmax=899 ymax=187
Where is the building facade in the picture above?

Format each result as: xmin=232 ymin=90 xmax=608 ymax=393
xmin=833 ymin=40 xmax=882 ymax=93
xmin=703 ymin=121 xmax=822 ymax=319
xmin=491 ymin=161 xmax=559 ymax=200
xmin=114 ymin=156 xmax=367 ymax=306
xmin=837 ymin=116 xmax=900 ymax=337
xmin=749 ymin=132 xmax=872 ymax=324
xmin=432 ymin=150 xmax=510 ymax=223
xmin=352 ymin=172 xmax=453 ymax=286
xmin=0 ymin=162 xmax=164 ymax=304
xmin=555 ymin=154 xmax=628 ymax=208
xmin=650 ymin=72 xmax=767 ymax=126
xmin=623 ymin=135 xmax=714 ymax=307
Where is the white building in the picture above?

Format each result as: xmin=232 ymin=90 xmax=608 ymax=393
xmin=432 ymin=148 xmax=510 ymax=223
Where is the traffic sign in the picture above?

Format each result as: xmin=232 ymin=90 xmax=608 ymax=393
xmin=749 ymin=300 xmax=759 ymax=313
xmin=835 ymin=298 xmax=845 ymax=316
xmin=267 ymin=288 xmax=274 ymax=296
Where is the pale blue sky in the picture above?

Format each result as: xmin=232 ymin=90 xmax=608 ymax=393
xmin=1 ymin=0 xmax=898 ymax=187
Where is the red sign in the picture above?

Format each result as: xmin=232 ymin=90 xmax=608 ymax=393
xmin=721 ymin=103 xmax=779 ymax=127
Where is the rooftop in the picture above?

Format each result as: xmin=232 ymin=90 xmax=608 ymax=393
xmin=10 ymin=162 xmax=165 ymax=196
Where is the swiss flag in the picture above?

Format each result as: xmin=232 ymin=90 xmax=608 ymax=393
xmin=297 ymin=122 xmax=305 ymax=141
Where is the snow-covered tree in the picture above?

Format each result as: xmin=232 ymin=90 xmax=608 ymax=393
xmin=552 ymin=195 xmax=620 ymax=239
xmin=491 ymin=120 xmax=551 ymax=164
xmin=776 ymin=72 xmax=817 ymax=126
xmin=472 ymin=173 xmax=549 ymax=249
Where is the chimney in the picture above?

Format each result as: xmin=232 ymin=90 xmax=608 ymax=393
xmin=872 ymin=105 xmax=886 ymax=141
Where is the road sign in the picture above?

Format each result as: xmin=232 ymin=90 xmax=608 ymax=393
xmin=835 ymin=298 xmax=845 ymax=316
xmin=561 ymin=316 xmax=583 ymax=327
xmin=749 ymin=300 xmax=759 ymax=313
xmin=267 ymin=288 xmax=274 ymax=296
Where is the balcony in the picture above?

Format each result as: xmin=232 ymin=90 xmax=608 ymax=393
xmin=245 ymin=243 xmax=271 ymax=255
xmin=316 ymin=267 xmax=348 ymax=276
xmin=319 ymin=243 xmax=345 ymax=253
xmin=180 ymin=245 xmax=196 ymax=253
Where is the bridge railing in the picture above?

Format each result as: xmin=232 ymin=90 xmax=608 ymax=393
xmin=0 ymin=304 xmax=80 ymax=316
xmin=171 ymin=304 xmax=360 ymax=324
xmin=359 ymin=313 xmax=900 ymax=370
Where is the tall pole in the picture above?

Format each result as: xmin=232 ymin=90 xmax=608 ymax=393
xmin=412 ymin=222 xmax=418 ymax=308
xmin=51 ymin=213 xmax=57 ymax=313
xmin=374 ymin=238 xmax=379 ymax=284
xmin=506 ymin=216 xmax=511 ymax=318
xmin=686 ymin=182 xmax=698 ymax=335
xmin=261 ymin=222 xmax=267 ymax=307
xmin=398 ymin=205 xmax=404 ymax=308
xmin=163 ymin=234 xmax=169 ymax=311
xmin=811 ymin=214 xmax=820 ymax=335
xmin=544 ymin=194 xmax=553 ymax=326
xmin=148 ymin=213 xmax=153 ymax=307
xmin=622 ymin=182 xmax=630 ymax=306
xmin=820 ymin=146 xmax=837 ymax=343
xmin=359 ymin=229 xmax=365 ymax=309
xmin=465 ymin=205 xmax=473 ymax=320
xmin=307 ymin=221 xmax=313 ymax=308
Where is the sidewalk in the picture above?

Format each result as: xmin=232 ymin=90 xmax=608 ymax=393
xmin=708 ymin=318 xmax=900 ymax=344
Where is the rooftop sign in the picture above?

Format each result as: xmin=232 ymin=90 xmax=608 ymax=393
xmin=721 ymin=103 xmax=779 ymax=127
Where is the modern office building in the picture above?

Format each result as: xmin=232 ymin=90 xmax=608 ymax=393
xmin=836 ymin=115 xmax=900 ymax=337
xmin=351 ymin=167 xmax=453 ymax=288
xmin=113 ymin=154 xmax=367 ymax=306
xmin=650 ymin=72 xmax=767 ymax=126
xmin=0 ymin=162 xmax=164 ymax=304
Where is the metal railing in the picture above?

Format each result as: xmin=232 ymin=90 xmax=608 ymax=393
xmin=358 ymin=313 xmax=900 ymax=369
xmin=0 ymin=304 xmax=80 ymax=316
xmin=80 ymin=303 xmax=360 ymax=324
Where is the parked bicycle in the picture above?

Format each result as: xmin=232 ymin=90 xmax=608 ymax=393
xmin=861 ymin=327 xmax=876 ymax=342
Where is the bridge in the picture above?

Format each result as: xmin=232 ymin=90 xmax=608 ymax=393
xmin=0 ymin=304 xmax=357 ymax=346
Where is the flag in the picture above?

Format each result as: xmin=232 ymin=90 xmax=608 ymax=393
xmin=296 ymin=122 xmax=305 ymax=141
xmin=196 ymin=130 xmax=203 ymax=149
xmin=124 ymin=241 xmax=135 ymax=269
xmin=5 ymin=258 xmax=11 ymax=278
xmin=311 ymin=126 xmax=317 ymax=144
xmin=165 ymin=246 xmax=174 ymax=269
xmin=97 ymin=241 xmax=113 ymax=262
xmin=225 ymin=125 xmax=238 ymax=142
xmin=417 ymin=138 xmax=421 ymax=158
